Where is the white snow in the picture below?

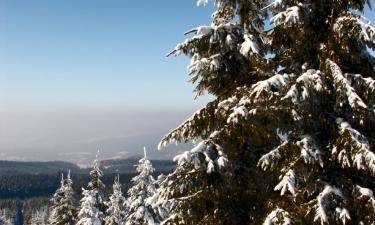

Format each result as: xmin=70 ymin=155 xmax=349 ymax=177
xmin=271 ymin=5 xmax=303 ymax=26
xmin=313 ymin=185 xmax=344 ymax=225
xmin=297 ymin=135 xmax=323 ymax=167
xmin=263 ymin=208 xmax=293 ymax=225
xmin=197 ymin=0 xmax=209 ymax=6
xmin=283 ymin=69 xmax=325 ymax=103
xmin=240 ymin=34 xmax=260 ymax=56
xmin=335 ymin=118 xmax=375 ymax=174
xmin=327 ymin=59 xmax=367 ymax=110
xmin=334 ymin=14 xmax=375 ymax=46
xmin=274 ymin=169 xmax=296 ymax=196
xmin=250 ymin=74 xmax=290 ymax=101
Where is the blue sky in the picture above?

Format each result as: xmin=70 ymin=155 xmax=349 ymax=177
xmin=0 ymin=1 xmax=374 ymax=162
xmin=0 ymin=0 xmax=215 ymax=110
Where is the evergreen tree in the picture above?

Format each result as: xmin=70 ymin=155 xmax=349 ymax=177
xmin=76 ymin=189 xmax=104 ymax=225
xmin=88 ymin=151 xmax=106 ymax=220
xmin=61 ymin=171 xmax=76 ymax=225
xmin=29 ymin=206 xmax=49 ymax=225
xmin=152 ymin=0 xmax=375 ymax=224
xmin=125 ymin=148 xmax=157 ymax=225
xmin=104 ymin=175 xmax=126 ymax=225
xmin=48 ymin=174 xmax=65 ymax=225
xmin=48 ymin=171 xmax=76 ymax=225
xmin=151 ymin=0 xmax=271 ymax=224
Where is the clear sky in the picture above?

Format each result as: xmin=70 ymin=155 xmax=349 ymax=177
xmin=0 ymin=1 xmax=374 ymax=163
xmin=0 ymin=0 xmax=215 ymax=110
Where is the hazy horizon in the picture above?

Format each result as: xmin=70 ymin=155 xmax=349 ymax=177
xmin=0 ymin=106 xmax=204 ymax=164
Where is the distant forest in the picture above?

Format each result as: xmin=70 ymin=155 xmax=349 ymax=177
xmin=0 ymin=158 xmax=174 ymax=225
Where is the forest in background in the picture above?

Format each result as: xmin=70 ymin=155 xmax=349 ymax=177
xmin=0 ymin=158 xmax=174 ymax=225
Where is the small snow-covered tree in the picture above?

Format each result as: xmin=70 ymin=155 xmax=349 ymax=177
xmin=104 ymin=175 xmax=126 ymax=225
xmin=77 ymin=189 xmax=104 ymax=225
xmin=125 ymin=148 xmax=157 ymax=225
xmin=29 ymin=206 xmax=49 ymax=225
xmin=88 ymin=151 xmax=106 ymax=219
xmin=48 ymin=174 xmax=66 ymax=225
xmin=48 ymin=171 xmax=76 ymax=225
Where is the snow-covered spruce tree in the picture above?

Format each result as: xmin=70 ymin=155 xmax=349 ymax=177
xmin=48 ymin=174 xmax=66 ymax=225
xmin=77 ymin=189 xmax=104 ymax=225
xmin=153 ymin=0 xmax=375 ymax=224
xmin=29 ymin=206 xmax=49 ymax=225
xmin=150 ymin=0 xmax=276 ymax=225
xmin=104 ymin=175 xmax=126 ymax=225
xmin=61 ymin=171 xmax=76 ymax=224
xmin=87 ymin=151 xmax=106 ymax=219
xmin=48 ymin=171 xmax=76 ymax=225
xmin=125 ymin=148 xmax=157 ymax=225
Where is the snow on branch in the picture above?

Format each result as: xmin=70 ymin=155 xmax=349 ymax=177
xmin=326 ymin=59 xmax=367 ymax=116
xmin=313 ymin=185 xmax=346 ymax=225
xmin=261 ymin=0 xmax=287 ymax=11
xmin=172 ymin=137 xmax=228 ymax=174
xmin=344 ymin=73 xmax=375 ymax=110
xmin=258 ymin=146 xmax=283 ymax=171
xmin=270 ymin=4 xmax=305 ymax=27
xmin=297 ymin=135 xmax=323 ymax=167
xmin=188 ymin=54 xmax=223 ymax=81
xmin=356 ymin=185 xmax=375 ymax=208
xmin=258 ymin=129 xmax=289 ymax=170
xmin=166 ymin=23 xmax=240 ymax=57
xmin=263 ymin=207 xmax=293 ymax=225
xmin=217 ymin=89 xmax=258 ymax=124
xmin=334 ymin=13 xmax=375 ymax=49
xmin=345 ymin=73 xmax=375 ymax=93
xmin=334 ymin=118 xmax=375 ymax=174
xmin=158 ymin=100 xmax=217 ymax=149
xmin=335 ymin=208 xmax=351 ymax=225
xmin=282 ymin=69 xmax=326 ymax=103
xmin=240 ymin=33 xmax=261 ymax=56
xmin=250 ymin=74 xmax=291 ymax=102
xmin=274 ymin=169 xmax=296 ymax=196
xmin=217 ymin=96 xmax=238 ymax=112
xmin=197 ymin=0 xmax=209 ymax=6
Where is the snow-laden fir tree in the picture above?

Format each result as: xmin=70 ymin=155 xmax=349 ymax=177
xmin=29 ymin=206 xmax=49 ymax=225
xmin=87 ymin=151 xmax=106 ymax=220
xmin=125 ymin=148 xmax=157 ymax=225
xmin=152 ymin=0 xmax=375 ymax=224
xmin=104 ymin=175 xmax=126 ymax=225
xmin=76 ymin=189 xmax=104 ymax=225
xmin=48 ymin=171 xmax=76 ymax=225
xmin=48 ymin=174 xmax=66 ymax=225
xmin=150 ymin=0 xmax=273 ymax=224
